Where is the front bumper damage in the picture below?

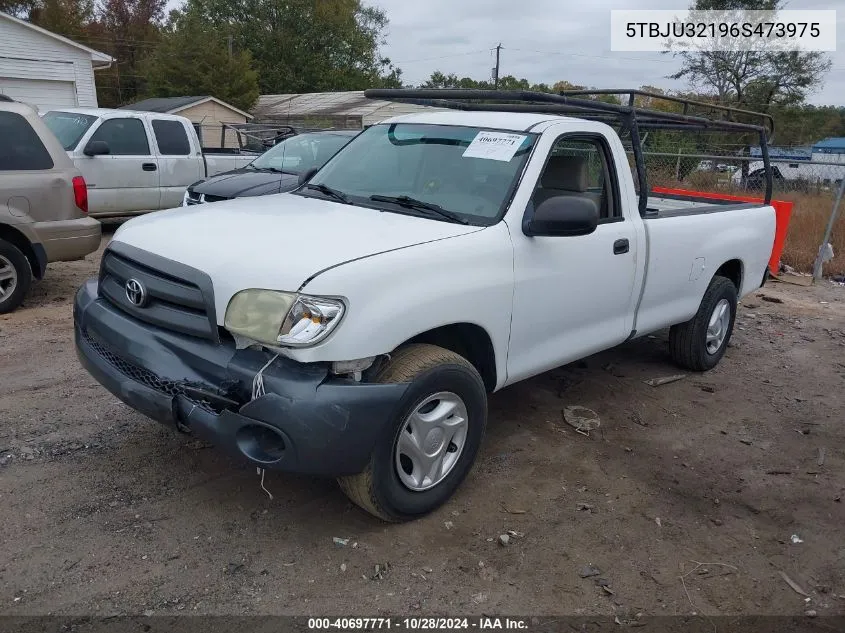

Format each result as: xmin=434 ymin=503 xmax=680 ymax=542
xmin=74 ymin=279 xmax=408 ymax=475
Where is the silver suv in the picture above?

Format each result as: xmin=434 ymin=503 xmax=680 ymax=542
xmin=0 ymin=96 xmax=101 ymax=312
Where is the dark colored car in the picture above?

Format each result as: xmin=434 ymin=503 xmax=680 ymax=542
xmin=743 ymin=166 xmax=784 ymax=191
xmin=183 ymin=130 xmax=358 ymax=205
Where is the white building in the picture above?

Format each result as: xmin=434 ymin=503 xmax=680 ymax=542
xmin=0 ymin=11 xmax=113 ymax=110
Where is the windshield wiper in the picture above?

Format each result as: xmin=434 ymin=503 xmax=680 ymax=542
xmin=369 ymin=195 xmax=469 ymax=225
xmin=304 ymin=183 xmax=351 ymax=204
xmin=249 ymin=165 xmax=295 ymax=174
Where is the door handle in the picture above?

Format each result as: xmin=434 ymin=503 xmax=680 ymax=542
xmin=142 ymin=163 xmax=157 ymax=171
xmin=613 ymin=238 xmax=630 ymax=255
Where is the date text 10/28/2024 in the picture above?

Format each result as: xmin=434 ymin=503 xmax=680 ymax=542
xmin=307 ymin=618 xmax=529 ymax=630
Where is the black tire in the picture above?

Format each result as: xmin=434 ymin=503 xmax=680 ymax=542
xmin=337 ymin=344 xmax=487 ymax=522
xmin=0 ymin=239 xmax=32 ymax=314
xmin=669 ymin=275 xmax=737 ymax=371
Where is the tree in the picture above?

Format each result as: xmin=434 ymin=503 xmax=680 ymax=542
xmin=0 ymin=0 xmax=93 ymax=39
xmin=0 ymin=0 xmax=36 ymax=18
xmin=770 ymin=105 xmax=845 ymax=146
xmin=420 ymin=72 xmax=563 ymax=92
xmin=552 ymin=81 xmax=585 ymax=92
xmin=141 ymin=10 xmax=259 ymax=112
xmin=670 ymin=0 xmax=832 ymax=112
xmin=31 ymin=0 xmax=93 ymax=38
xmin=669 ymin=0 xmax=832 ymax=179
xmin=85 ymin=0 xmax=167 ymax=107
xmin=185 ymin=0 xmax=400 ymax=93
xmin=421 ymin=72 xmax=490 ymax=89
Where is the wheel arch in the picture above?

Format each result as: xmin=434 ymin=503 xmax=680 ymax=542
xmin=714 ymin=258 xmax=743 ymax=291
xmin=0 ymin=224 xmax=43 ymax=279
xmin=400 ymin=322 xmax=498 ymax=392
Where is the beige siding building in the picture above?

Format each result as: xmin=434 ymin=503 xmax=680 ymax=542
xmin=120 ymin=96 xmax=253 ymax=148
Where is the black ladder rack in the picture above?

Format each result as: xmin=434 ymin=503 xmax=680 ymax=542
xmin=364 ymin=88 xmax=773 ymax=210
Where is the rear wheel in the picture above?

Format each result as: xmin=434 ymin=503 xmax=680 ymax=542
xmin=669 ymin=275 xmax=737 ymax=371
xmin=338 ymin=344 xmax=487 ymax=522
xmin=0 ymin=239 xmax=31 ymax=314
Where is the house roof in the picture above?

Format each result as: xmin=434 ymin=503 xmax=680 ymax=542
xmin=751 ymin=146 xmax=812 ymax=160
xmin=120 ymin=96 xmax=253 ymax=119
xmin=253 ymin=91 xmax=443 ymax=123
xmin=0 ymin=11 xmax=113 ymax=66
xmin=812 ymin=137 xmax=845 ymax=153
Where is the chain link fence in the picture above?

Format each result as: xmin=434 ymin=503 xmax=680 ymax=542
xmin=633 ymin=150 xmax=844 ymax=276
xmin=637 ymin=151 xmax=844 ymax=197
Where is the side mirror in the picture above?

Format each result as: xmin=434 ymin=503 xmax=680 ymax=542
xmin=298 ymin=166 xmax=319 ymax=186
xmin=83 ymin=140 xmax=110 ymax=157
xmin=524 ymin=195 xmax=599 ymax=237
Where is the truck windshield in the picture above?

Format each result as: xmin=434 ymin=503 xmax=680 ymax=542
xmin=299 ymin=123 xmax=536 ymax=224
xmin=251 ymin=132 xmax=353 ymax=174
xmin=42 ymin=111 xmax=98 ymax=150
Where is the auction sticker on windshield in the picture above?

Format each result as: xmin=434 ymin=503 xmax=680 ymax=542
xmin=463 ymin=131 xmax=527 ymax=162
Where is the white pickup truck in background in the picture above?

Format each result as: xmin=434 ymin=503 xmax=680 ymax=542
xmin=42 ymin=109 xmax=259 ymax=218
xmin=73 ymin=89 xmax=777 ymax=522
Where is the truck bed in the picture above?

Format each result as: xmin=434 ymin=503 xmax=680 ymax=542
xmin=646 ymin=193 xmax=766 ymax=217
xmin=634 ymin=196 xmax=776 ymax=340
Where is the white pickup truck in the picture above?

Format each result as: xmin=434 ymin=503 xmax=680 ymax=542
xmin=73 ymin=90 xmax=777 ymax=522
xmin=42 ymin=108 xmax=258 ymax=217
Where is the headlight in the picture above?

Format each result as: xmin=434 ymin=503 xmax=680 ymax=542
xmin=224 ymin=289 xmax=345 ymax=348
xmin=182 ymin=190 xmax=190 ymax=206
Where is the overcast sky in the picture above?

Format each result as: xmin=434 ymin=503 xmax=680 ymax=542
xmin=375 ymin=0 xmax=843 ymax=106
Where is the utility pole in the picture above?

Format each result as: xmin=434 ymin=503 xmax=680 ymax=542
xmin=227 ymin=34 xmax=233 ymax=59
xmin=493 ymin=43 xmax=502 ymax=89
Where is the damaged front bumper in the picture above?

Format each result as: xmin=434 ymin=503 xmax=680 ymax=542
xmin=74 ymin=279 xmax=408 ymax=475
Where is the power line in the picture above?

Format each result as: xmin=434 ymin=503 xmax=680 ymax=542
xmin=392 ymin=49 xmax=492 ymax=65
xmin=507 ymin=47 xmax=681 ymax=65
xmin=507 ymin=46 xmax=845 ymax=71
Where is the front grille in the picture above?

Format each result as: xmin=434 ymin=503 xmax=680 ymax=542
xmin=202 ymin=193 xmax=229 ymax=203
xmin=85 ymin=330 xmax=187 ymax=398
xmin=99 ymin=248 xmax=218 ymax=341
xmin=83 ymin=330 xmax=220 ymax=413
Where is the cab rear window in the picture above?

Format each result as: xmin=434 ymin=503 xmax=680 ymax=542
xmin=0 ymin=111 xmax=54 ymax=171
xmin=152 ymin=120 xmax=191 ymax=155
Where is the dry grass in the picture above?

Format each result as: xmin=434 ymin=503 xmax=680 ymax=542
xmin=778 ymin=192 xmax=844 ymax=276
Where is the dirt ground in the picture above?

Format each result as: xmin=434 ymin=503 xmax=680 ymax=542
xmin=1 ymin=231 xmax=844 ymax=619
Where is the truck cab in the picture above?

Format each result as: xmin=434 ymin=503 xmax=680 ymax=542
xmin=42 ymin=109 xmax=257 ymax=217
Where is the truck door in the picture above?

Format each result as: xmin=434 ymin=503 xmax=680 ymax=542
xmin=150 ymin=118 xmax=201 ymax=209
xmin=506 ymin=131 xmax=639 ymax=384
xmin=77 ymin=116 xmax=160 ymax=214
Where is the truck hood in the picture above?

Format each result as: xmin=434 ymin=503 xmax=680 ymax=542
xmin=112 ymin=193 xmax=483 ymax=318
xmin=190 ymin=168 xmax=300 ymax=199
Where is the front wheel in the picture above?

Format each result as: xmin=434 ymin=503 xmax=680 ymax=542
xmin=338 ymin=344 xmax=487 ymax=522
xmin=669 ymin=275 xmax=737 ymax=371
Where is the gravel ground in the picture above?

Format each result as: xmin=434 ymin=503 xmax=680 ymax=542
xmin=1 ymin=232 xmax=844 ymax=618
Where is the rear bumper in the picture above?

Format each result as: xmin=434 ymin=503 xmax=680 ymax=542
xmin=35 ymin=217 xmax=101 ymax=263
xmin=74 ymin=279 xmax=408 ymax=475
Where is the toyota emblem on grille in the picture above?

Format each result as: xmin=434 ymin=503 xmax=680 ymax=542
xmin=125 ymin=278 xmax=148 ymax=307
